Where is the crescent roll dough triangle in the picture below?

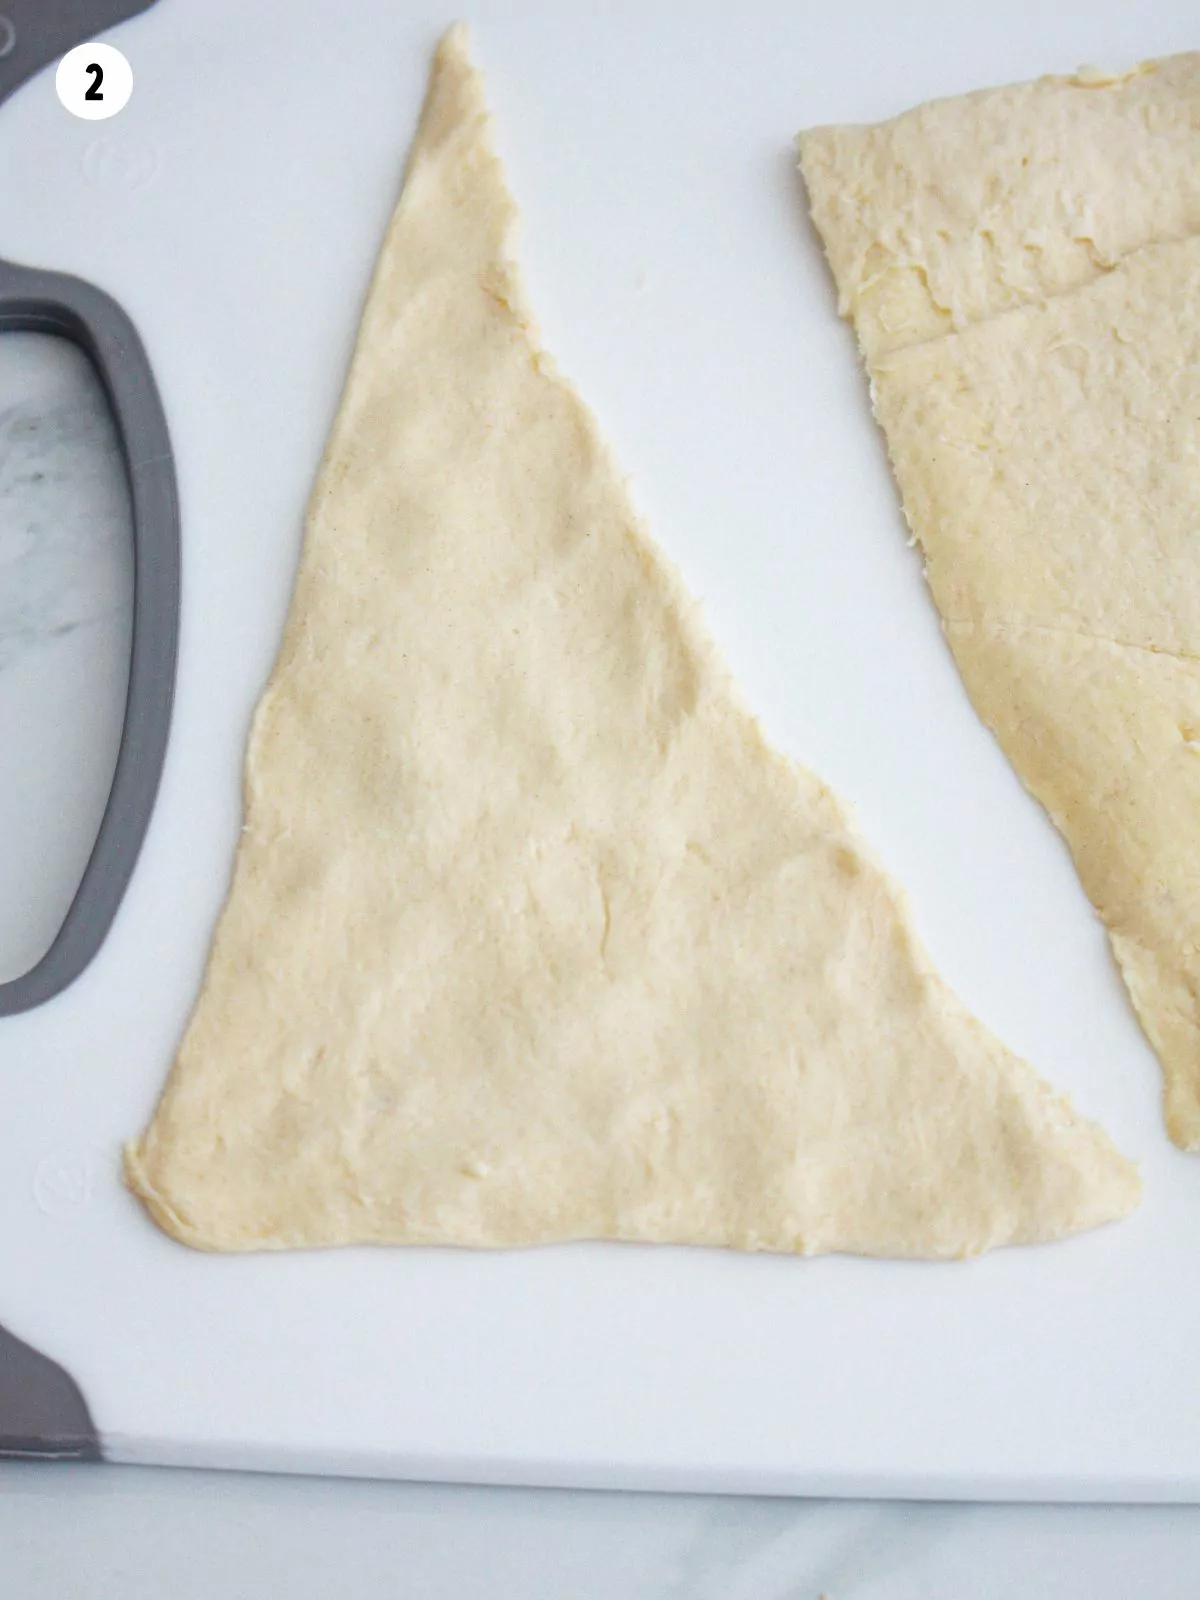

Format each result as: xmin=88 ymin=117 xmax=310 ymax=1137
xmin=125 ymin=26 xmax=1138 ymax=1255
xmin=800 ymin=54 xmax=1200 ymax=1149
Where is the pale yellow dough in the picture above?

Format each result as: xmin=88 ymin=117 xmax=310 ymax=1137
xmin=800 ymin=53 xmax=1200 ymax=1148
xmin=124 ymin=27 xmax=1138 ymax=1254
xmin=800 ymin=54 xmax=1200 ymax=358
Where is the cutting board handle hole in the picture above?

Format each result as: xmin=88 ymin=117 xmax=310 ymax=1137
xmin=0 ymin=331 xmax=132 ymax=984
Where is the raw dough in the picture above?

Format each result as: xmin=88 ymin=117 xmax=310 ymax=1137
xmin=800 ymin=54 xmax=1200 ymax=357
xmin=124 ymin=27 xmax=1138 ymax=1253
xmin=800 ymin=54 xmax=1200 ymax=1148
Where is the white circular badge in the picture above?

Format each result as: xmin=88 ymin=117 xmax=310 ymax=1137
xmin=56 ymin=42 xmax=133 ymax=121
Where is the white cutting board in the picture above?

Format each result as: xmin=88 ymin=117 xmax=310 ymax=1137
xmin=2 ymin=0 xmax=1199 ymax=1498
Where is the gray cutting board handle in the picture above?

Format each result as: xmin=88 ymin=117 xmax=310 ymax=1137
xmin=0 ymin=1323 xmax=99 ymax=1460
xmin=0 ymin=1 xmax=158 ymax=110
xmin=0 ymin=7 xmax=168 ymax=1464
xmin=0 ymin=261 xmax=180 ymax=1014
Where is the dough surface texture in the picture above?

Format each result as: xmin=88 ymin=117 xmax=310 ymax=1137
xmin=800 ymin=53 xmax=1200 ymax=1149
xmin=125 ymin=28 xmax=1138 ymax=1252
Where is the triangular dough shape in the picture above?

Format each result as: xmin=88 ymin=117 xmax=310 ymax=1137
xmin=800 ymin=55 xmax=1200 ymax=1149
xmin=125 ymin=27 xmax=1138 ymax=1254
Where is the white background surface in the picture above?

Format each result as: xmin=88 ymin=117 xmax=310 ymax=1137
xmin=1 ymin=0 xmax=1200 ymax=1500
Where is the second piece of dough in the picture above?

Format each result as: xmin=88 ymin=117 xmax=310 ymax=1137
xmin=801 ymin=53 xmax=1200 ymax=1149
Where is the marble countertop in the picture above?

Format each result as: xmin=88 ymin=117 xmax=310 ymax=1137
xmin=4 ymin=1462 xmax=1200 ymax=1598
xmin=3 ymin=322 xmax=1199 ymax=1599
xmin=0 ymin=331 xmax=131 ymax=983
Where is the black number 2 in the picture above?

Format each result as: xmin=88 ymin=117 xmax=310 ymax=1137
xmin=84 ymin=63 xmax=104 ymax=101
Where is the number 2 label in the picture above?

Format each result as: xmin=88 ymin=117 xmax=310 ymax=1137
xmin=57 ymin=42 xmax=132 ymax=121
